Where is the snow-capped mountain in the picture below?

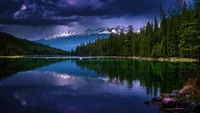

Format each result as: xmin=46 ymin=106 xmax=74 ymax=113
xmin=84 ymin=25 xmax=129 ymax=35
xmin=106 ymin=25 xmax=129 ymax=34
xmin=46 ymin=26 xmax=129 ymax=40
xmin=46 ymin=31 xmax=80 ymax=40
xmin=36 ymin=26 xmax=130 ymax=51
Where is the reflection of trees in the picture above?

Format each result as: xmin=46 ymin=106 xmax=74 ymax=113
xmin=0 ymin=58 xmax=65 ymax=80
xmin=75 ymin=59 xmax=200 ymax=96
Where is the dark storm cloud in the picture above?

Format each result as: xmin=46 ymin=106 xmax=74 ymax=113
xmin=0 ymin=0 xmax=175 ymax=26
xmin=0 ymin=16 xmax=81 ymax=26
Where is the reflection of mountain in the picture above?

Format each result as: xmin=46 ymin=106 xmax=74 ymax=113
xmin=75 ymin=59 xmax=200 ymax=95
xmin=44 ymin=71 xmax=109 ymax=82
xmin=0 ymin=58 xmax=65 ymax=80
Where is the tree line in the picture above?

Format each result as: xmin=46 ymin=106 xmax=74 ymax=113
xmin=75 ymin=0 xmax=200 ymax=59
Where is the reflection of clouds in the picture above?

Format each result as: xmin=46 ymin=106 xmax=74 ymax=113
xmin=44 ymin=71 xmax=145 ymax=96
xmin=0 ymin=70 xmax=152 ymax=111
xmin=46 ymin=71 xmax=72 ymax=79
xmin=67 ymin=0 xmax=77 ymax=5
xmin=1 ymin=70 xmax=147 ymax=96
xmin=44 ymin=71 xmax=112 ymax=89
xmin=0 ymin=70 xmax=145 ymax=95
xmin=0 ymin=71 xmax=57 ymax=86
xmin=13 ymin=92 xmax=27 ymax=106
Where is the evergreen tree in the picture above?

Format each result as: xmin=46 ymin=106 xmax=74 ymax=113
xmin=125 ymin=25 xmax=134 ymax=56
xmin=74 ymin=1 xmax=200 ymax=59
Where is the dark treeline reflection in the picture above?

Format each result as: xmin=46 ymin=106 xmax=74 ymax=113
xmin=75 ymin=59 xmax=200 ymax=96
xmin=0 ymin=58 xmax=65 ymax=80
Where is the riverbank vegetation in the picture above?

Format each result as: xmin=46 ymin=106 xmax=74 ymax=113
xmin=75 ymin=1 xmax=200 ymax=60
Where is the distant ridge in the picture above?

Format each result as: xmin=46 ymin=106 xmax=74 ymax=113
xmin=0 ymin=32 xmax=70 ymax=56
xmin=46 ymin=26 xmax=131 ymax=40
xmin=36 ymin=26 xmax=134 ymax=51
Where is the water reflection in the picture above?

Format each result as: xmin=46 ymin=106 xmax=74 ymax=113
xmin=0 ymin=58 xmax=199 ymax=113
xmin=0 ymin=58 xmax=65 ymax=80
xmin=75 ymin=59 xmax=200 ymax=95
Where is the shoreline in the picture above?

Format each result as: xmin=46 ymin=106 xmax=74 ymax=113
xmin=0 ymin=55 xmax=199 ymax=62
xmin=0 ymin=56 xmax=25 ymax=58
xmin=99 ymin=56 xmax=199 ymax=62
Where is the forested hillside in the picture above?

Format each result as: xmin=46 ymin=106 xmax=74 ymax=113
xmin=0 ymin=32 xmax=70 ymax=56
xmin=75 ymin=1 xmax=200 ymax=59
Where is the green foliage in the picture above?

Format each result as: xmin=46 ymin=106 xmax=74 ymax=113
xmin=75 ymin=2 xmax=200 ymax=59
xmin=0 ymin=32 xmax=71 ymax=56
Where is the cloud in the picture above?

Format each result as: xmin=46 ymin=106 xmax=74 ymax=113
xmin=0 ymin=24 xmax=76 ymax=40
xmin=0 ymin=0 xmax=178 ymax=40
xmin=0 ymin=0 xmax=176 ymax=26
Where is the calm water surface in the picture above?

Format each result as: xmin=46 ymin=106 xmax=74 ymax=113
xmin=0 ymin=58 xmax=199 ymax=113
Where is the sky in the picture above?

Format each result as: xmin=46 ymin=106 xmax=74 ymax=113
xmin=0 ymin=0 xmax=178 ymax=40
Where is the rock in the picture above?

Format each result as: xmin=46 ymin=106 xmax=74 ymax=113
xmin=170 ymin=90 xmax=179 ymax=97
xmin=151 ymin=96 xmax=163 ymax=106
xmin=152 ymin=96 xmax=163 ymax=102
xmin=176 ymin=101 xmax=194 ymax=108
xmin=185 ymin=94 xmax=190 ymax=98
xmin=162 ymin=98 xmax=176 ymax=108
xmin=161 ymin=93 xmax=170 ymax=98
xmin=172 ymin=90 xmax=179 ymax=94
xmin=144 ymin=101 xmax=150 ymax=106
xmin=192 ymin=104 xmax=200 ymax=112
xmin=162 ymin=98 xmax=175 ymax=103
xmin=163 ymin=101 xmax=175 ymax=108
xmin=170 ymin=93 xmax=178 ymax=97
xmin=162 ymin=107 xmax=185 ymax=112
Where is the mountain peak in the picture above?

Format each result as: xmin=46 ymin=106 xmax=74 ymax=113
xmin=46 ymin=26 xmax=130 ymax=40
xmin=46 ymin=31 xmax=80 ymax=40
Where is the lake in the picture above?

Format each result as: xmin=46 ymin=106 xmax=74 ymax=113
xmin=0 ymin=58 xmax=199 ymax=113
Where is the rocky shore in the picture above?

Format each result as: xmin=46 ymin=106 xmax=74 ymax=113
xmin=145 ymin=77 xmax=200 ymax=113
